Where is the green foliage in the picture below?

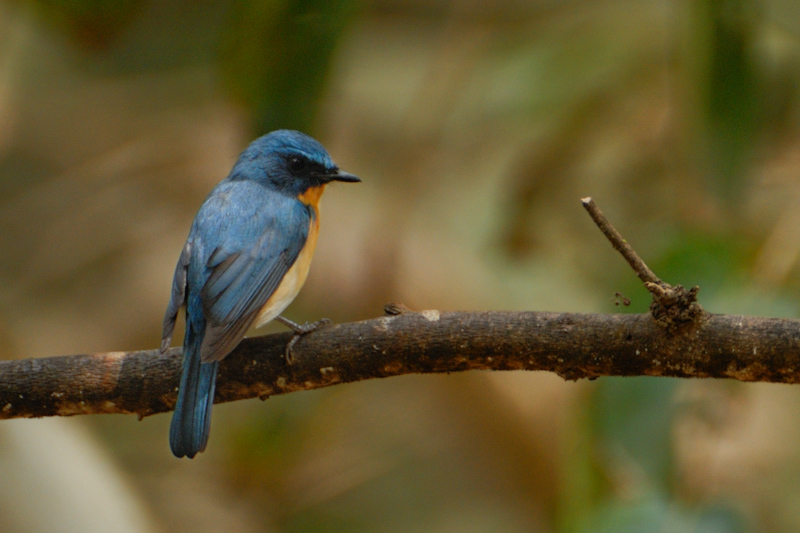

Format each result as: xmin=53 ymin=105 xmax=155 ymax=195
xmin=695 ymin=0 xmax=765 ymax=202
xmin=219 ymin=0 xmax=360 ymax=134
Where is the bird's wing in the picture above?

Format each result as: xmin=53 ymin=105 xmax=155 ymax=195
xmin=194 ymin=192 xmax=310 ymax=363
xmin=161 ymin=241 xmax=191 ymax=353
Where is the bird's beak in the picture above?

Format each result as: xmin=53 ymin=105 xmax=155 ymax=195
xmin=329 ymin=170 xmax=361 ymax=183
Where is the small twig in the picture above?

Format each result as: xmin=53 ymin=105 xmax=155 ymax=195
xmin=581 ymin=197 xmax=703 ymax=331
xmin=581 ymin=197 xmax=663 ymax=286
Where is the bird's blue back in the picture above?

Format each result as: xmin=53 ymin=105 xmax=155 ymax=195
xmin=189 ymin=180 xmax=310 ymax=359
xmin=164 ymin=130 xmax=329 ymax=458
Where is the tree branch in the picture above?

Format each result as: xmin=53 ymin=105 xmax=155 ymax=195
xmin=2 ymin=198 xmax=797 ymax=420
xmin=2 ymin=309 xmax=800 ymax=420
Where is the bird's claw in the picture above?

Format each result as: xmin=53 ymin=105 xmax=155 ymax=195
xmin=275 ymin=316 xmax=332 ymax=364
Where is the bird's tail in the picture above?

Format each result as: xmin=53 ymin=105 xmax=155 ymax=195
xmin=169 ymin=322 xmax=219 ymax=459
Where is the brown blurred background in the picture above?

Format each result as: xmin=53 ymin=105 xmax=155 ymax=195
xmin=1 ymin=0 xmax=800 ymax=531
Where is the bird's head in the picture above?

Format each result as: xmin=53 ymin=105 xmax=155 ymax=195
xmin=230 ymin=130 xmax=360 ymax=196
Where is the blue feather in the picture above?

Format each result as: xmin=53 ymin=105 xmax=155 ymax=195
xmin=162 ymin=130 xmax=358 ymax=459
xmin=169 ymin=316 xmax=218 ymax=458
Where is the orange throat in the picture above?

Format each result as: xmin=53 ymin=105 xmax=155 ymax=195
xmin=298 ymin=185 xmax=326 ymax=210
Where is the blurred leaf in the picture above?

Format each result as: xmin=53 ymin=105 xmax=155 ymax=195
xmin=586 ymin=496 xmax=747 ymax=533
xmin=612 ymin=231 xmax=752 ymax=315
xmin=654 ymin=231 xmax=750 ymax=295
xmin=591 ymin=377 xmax=679 ymax=493
xmin=694 ymin=504 xmax=750 ymax=533
xmin=219 ymin=0 xmax=360 ymax=134
xmin=226 ymin=392 xmax=324 ymax=490
xmin=695 ymin=0 xmax=764 ymax=202
xmin=587 ymin=495 xmax=683 ymax=533
xmin=644 ymin=231 xmax=800 ymax=317
xmin=559 ymin=378 xmax=678 ymax=533
xmin=566 ymin=378 xmax=751 ymax=533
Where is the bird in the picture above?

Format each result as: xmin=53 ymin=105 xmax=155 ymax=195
xmin=161 ymin=129 xmax=360 ymax=458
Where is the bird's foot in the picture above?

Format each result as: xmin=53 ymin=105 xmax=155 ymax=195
xmin=275 ymin=316 xmax=332 ymax=364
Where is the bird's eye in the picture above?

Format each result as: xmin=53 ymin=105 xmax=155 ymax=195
xmin=289 ymin=157 xmax=307 ymax=172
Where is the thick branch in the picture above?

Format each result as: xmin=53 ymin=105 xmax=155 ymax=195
xmin=2 ymin=309 xmax=800 ymax=420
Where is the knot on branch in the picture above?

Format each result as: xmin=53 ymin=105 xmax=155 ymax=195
xmin=582 ymin=197 xmax=706 ymax=334
xmin=385 ymin=302 xmax=413 ymax=316
xmin=645 ymin=282 xmax=704 ymax=332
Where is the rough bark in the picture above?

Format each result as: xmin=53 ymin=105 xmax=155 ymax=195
xmin=2 ymin=309 xmax=800 ymax=420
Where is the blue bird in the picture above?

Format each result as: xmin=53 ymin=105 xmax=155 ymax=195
xmin=161 ymin=130 xmax=360 ymax=458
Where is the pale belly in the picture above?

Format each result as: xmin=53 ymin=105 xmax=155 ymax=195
xmin=253 ymin=218 xmax=319 ymax=328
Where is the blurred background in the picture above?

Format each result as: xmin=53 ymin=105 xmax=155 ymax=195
xmin=1 ymin=0 xmax=800 ymax=531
